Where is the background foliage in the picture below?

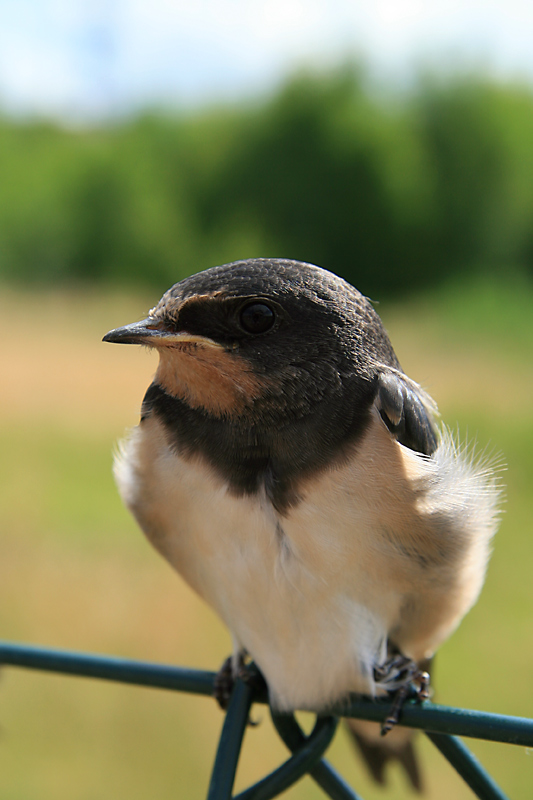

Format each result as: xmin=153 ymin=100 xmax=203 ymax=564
xmin=2 ymin=65 xmax=533 ymax=296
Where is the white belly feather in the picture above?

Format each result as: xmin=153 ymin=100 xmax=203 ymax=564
xmin=114 ymin=409 xmax=499 ymax=712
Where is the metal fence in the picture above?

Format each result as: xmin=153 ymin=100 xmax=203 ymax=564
xmin=1 ymin=641 xmax=531 ymax=800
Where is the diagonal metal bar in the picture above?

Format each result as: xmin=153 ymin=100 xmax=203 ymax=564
xmin=233 ymin=716 xmax=338 ymax=800
xmin=339 ymin=697 xmax=533 ymax=747
xmin=426 ymin=732 xmax=510 ymax=800
xmin=207 ymin=678 xmax=255 ymax=800
xmin=271 ymin=713 xmax=364 ymax=800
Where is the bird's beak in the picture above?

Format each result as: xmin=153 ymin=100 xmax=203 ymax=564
xmin=103 ymin=319 xmax=223 ymax=349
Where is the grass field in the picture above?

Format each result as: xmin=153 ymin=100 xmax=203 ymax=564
xmin=0 ymin=274 xmax=532 ymax=799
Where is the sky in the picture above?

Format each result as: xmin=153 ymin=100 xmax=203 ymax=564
xmin=1 ymin=0 xmax=533 ymax=121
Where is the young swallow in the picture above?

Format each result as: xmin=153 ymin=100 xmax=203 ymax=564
xmin=103 ymin=259 xmax=501 ymax=790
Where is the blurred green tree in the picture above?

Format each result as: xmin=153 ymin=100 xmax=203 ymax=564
xmin=0 ymin=66 xmax=532 ymax=296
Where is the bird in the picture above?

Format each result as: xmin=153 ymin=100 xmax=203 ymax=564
xmin=103 ymin=258 xmax=501 ymax=790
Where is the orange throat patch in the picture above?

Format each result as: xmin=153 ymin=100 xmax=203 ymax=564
xmin=153 ymin=343 xmax=265 ymax=416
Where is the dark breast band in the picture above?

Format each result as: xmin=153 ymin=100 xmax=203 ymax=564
xmin=141 ymin=380 xmax=377 ymax=514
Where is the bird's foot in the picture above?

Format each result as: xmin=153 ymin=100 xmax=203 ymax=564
xmin=213 ymin=655 xmax=236 ymax=711
xmin=374 ymin=656 xmax=431 ymax=736
xmin=213 ymin=652 xmax=267 ymax=712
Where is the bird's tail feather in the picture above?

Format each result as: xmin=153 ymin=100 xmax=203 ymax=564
xmin=344 ymin=718 xmax=423 ymax=793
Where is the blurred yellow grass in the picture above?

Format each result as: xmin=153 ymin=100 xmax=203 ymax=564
xmin=0 ymin=281 xmax=532 ymax=799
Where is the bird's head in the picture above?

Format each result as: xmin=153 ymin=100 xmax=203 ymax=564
xmin=103 ymin=258 xmax=398 ymax=422
xmin=104 ymin=259 xmax=437 ymax=509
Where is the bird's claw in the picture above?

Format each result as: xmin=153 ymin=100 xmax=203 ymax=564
xmin=374 ymin=657 xmax=431 ymax=736
xmin=213 ymin=653 xmax=267 ymax=716
xmin=213 ymin=655 xmax=235 ymax=710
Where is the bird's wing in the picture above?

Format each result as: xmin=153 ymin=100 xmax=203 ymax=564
xmin=375 ymin=368 xmax=438 ymax=456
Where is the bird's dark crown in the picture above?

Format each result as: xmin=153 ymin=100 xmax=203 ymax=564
xmin=148 ymin=258 xmax=399 ymax=390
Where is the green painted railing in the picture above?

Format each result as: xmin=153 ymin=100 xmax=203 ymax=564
xmin=0 ymin=641 xmax=531 ymax=799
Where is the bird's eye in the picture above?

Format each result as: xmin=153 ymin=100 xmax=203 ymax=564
xmin=239 ymin=302 xmax=275 ymax=334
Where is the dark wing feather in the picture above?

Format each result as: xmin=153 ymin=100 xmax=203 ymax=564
xmin=376 ymin=371 xmax=438 ymax=456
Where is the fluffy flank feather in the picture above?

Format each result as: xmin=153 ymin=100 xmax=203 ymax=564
xmin=428 ymin=426 xmax=504 ymax=533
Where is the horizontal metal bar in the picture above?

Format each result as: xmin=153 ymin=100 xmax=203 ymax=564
xmin=337 ymin=697 xmax=533 ymax=747
xmin=1 ymin=641 xmax=531 ymax=748
xmin=0 ymin=641 xmax=215 ymax=696
xmin=427 ymin=732 xmax=509 ymax=800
